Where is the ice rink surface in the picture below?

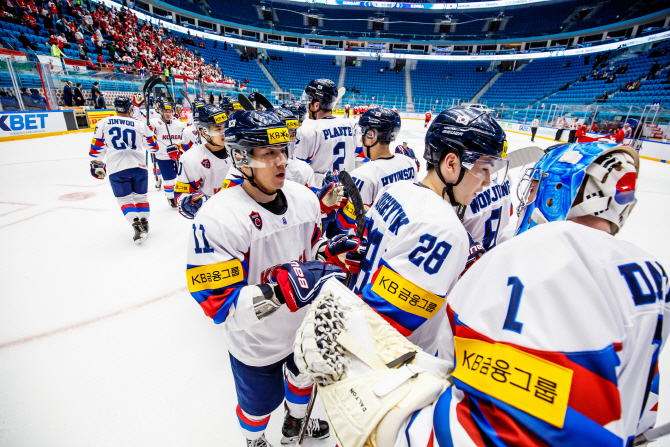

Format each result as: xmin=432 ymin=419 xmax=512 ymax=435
xmin=1 ymin=117 xmax=669 ymax=446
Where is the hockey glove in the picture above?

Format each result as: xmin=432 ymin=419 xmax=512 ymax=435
xmin=322 ymin=170 xmax=340 ymax=186
xmin=166 ymin=144 xmax=181 ymax=161
xmin=90 ymin=160 xmax=106 ymax=179
xmin=318 ymin=234 xmax=367 ymax=274
xmin=317 ymin=181 xmax=346 ymax=215
xmin=273 ymin=261 xmax=345 ymax=312
xmin=461 ymin=233 xmax=485 ymax=277
xmin=395 ymin=144 xmax=420 ymax=172
xmin=178 ymin=192 xmax=208 ymax=219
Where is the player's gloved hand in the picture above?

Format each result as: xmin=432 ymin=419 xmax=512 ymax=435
xmin=178 ymin=192 xmax=208 ymax=219
xmin=395 ymin=144 xmax=420 ymax=172
xmin=317 ymin=181 xmax=346 ymax=215
xmin=272 ymin=261 xmax=345 ymax=312
xmin=319 ymin=234 xmax=367 ymax=273
xmin=90 ymin=160 xmax=106 ymax=179
xmin=166 ymin=144 xmax=181 ymax=161
xmin=322 ymin=170 xmax=340 ymax=186
xmin=461 ymin=233 xmax=485 ymax=277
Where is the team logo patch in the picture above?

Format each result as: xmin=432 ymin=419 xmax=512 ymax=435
xmin=614 ymin=172 xmax=636 ymax=204
xmin=201 ymin=159 xmax=211 ymax=169
xmin=250 ymin=211 xmax=263 ymax=230
xmin=458 ymin=116 xmax=468 ymax=124
xmin=286 ymin=120 xmax=299 ymax=129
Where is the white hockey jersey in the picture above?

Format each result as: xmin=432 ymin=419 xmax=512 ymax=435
xmin=336 ymin=154 xmax=417 ymax=234
xmin=186 ymin=181 xmax=324 ymax=366
xmin=149 ymin=117 xmax=187 ymax=161
xmin=354 ymin=181 xmax=469 ymax=354
xmin=180 ymin=124 xmax=201 ymax=152
xmin=174 ymin=143 xmax=232 ymax=203
xmin=400 ymin=221 xmax=670 ymax=447
xmin=294 ymin=115 xmax=357 ymax=186
xmin=286 ymin=158 xmax=318 ymax=189
xmin=462 ymin=174 xmax=513 ymax=250
xmin=89 ymin=116 xmax=158 ymax=175
xmin=131 ymin=106 xmax=159 ymax=123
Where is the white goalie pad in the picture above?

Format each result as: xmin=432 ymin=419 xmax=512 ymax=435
xmin=294 ymin=278 xmax=451 ymax=447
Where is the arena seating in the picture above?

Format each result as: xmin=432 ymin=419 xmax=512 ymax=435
xmin=343 ymin=60 xmax=406 ymax=108
xmin=264 ymin=50 xmax=340 ymax=96
xmin=412 ymin=61 xmax=495 ymax=106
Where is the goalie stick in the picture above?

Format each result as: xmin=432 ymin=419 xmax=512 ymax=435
xmin=296 ymin=170 xmax=365 ymax=447
xmin=506 ymin=145 xmax=545 ymax=170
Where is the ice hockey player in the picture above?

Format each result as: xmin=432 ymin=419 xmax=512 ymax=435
xmin=149 ymin=98 xmax=188 ymax=208
xmin=174 ymin=104 xmax=232 ymax=219
xmin=462 ymin=171 xmax=513 ymax=250
xmin=272 ymin=106 xmax=318 ymax=189
xmin=390 ymin=142 xmax=670 ymax=447
xmin=334 ymin=108 xmax=417 ymax=235
xmin=344 ymin=102 xmax=350 ymax=118
xmin=185 ymin=110 xmax=364 ymax=447
xmin=179 ymin=98 xmax=207 ymax=152
xmin=395 ymin=141 xmax=421 ymax=172
xmin=294 ymin=79 xmax=357 ymax=185
xmin=425 ymin=109 xmax=432 ymax=128
xmin=353 ymin=106 xmax=508 ymax=354
xmin=89 ymin=96 xmax=158 ymax=243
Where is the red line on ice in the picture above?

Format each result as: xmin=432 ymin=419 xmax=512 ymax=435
xmin=0 ymin=288 xmax=188 ymax=350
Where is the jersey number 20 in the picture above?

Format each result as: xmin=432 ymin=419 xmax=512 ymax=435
xmin=108 ymin=126 xmax=137 ymax=150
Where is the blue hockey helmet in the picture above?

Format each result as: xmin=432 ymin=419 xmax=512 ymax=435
xmin=114 ymin=96 xmax=132 ymax=114
xmin=191 ymin=98 xmax=207 ymax=109
xmin=155 ymin=98 xmax=175 ymax=118
xmin=225 ymin=110 xmax=289 ymax=170
xmin=516 ymin=142 xmax=639 ymax=236
xmin=219 ymin=95 xmax=243 ymax=114
xmin=194 ymin=104 xmax=228 ymax=151
xmin=302 ymin=79 xmax=339 ymax=111
xmin=273 ymin=107 xmax=301 ymax=157
xmin=356 ymin=107 xmax=401 ymax=158
xmin=281 ymin=100 xmax=307 ymax=123
xmin=424 ymin=106 xmax=508 ymax=203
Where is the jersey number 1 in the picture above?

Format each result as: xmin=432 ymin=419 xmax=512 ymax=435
xmin=192 ymin=224 xmax=214 ymax=254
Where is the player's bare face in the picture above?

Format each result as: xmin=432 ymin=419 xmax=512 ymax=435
xmin=162 ymin=110 xmax=173 ymax=122
xmin=455 ymin=168 xmax=490 ymax=205
xmin=250 ymin=146 xmax=288 ymax=191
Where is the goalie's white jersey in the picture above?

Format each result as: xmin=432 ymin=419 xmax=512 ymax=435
xmin=462 ymin=174 xmax=513 ymax=250
xmin=336 ymin=154 xmax=417 ymax=234
xmin=186 ymin=181 xmax=324 ymax=367
xmin=89 ymin=116 xmax=157 ymax=175
xmin=354 ymin=181 xmax=469 ymax=354
xmin=400 ymin=221 xmax=670 ymax=447
xmin=294 ymin=115 xmax=356 ymax=186
xmin=149 ymin=117 xmax=186 ymax=161
xmin=174 ymin=143 xmax=232 ymax=202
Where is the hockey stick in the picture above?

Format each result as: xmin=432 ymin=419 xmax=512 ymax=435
xmin=506 ymin=145 xmax=545 ymax=170
xmin=295 ymin=171 xmax=365 ymax=447
xmin=252 ymin=92 xmax=274 ymax=110
xmin=339 ymin=170 xmax=366 ymax=288
xmin=143 ymin=76 xmax=162 ymax=189
xmin=634 ymin=421 xmax=670 ymax=445
xmin=179 ymin=88 xmax=191 ymax=108
xmin=237 ymin=93 xmax=255 ymax=111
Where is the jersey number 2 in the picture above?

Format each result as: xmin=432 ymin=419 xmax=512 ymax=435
xmin=333 ymin=142 xmax=345 ymax=172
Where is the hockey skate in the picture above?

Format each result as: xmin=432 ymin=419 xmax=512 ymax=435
xmin=247 ymin=434 xmax=273 ymax=447
xmin=132 ymin=218 xmax=148 ymax=244
xmin=281 ymin=403 xmax=329 ymax=444
xmin=167 ymin=198 xmax=178 ymax=209
xmin=155 ymin=178 xmax=162 ymax=189
xmin=140 ymin=217 xmax=149 ymax=233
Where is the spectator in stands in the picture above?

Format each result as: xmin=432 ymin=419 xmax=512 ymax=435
xmin=18 ymin=32 xmax=36 ymax=51
xmin=63 ymin=81 xmax=74 ymax=107
xmin=30 ymin=88 xmax=46 ymax=109
xmin=648 ymin=61 xmax=660 ymax=80
xmin=50 ymin=40 xmax=61 ymax=57
xmin=96 ymin=53 xmax=103 ymax=65
xmin=90 ymin=81 xmax=100 ymax=100
xmin=624 ymin=80 xmax=633 ymax=90
xmin=20 ymin=8 xmax=40 ymax=31
xmin=584 ymin=54 xmax=590 ymax=66
xmin=94 ymin=90 xmax=105 ymax=109
xmin=623 ymin=122 xmax=632 ymax=139
xmin=590 ymin=122 xmax=599 ymax=133
xmin=577 ymin=74 xmax=587 ymax=82
xmin=43 ymin=12 xmax=54 ymax=33
xmin=559 ymin=82 xmax=570 ymax=91
xmin=606 ymin=74 xmax=616 ymax=84
xmin=0 ymin=6 xmax=19 ymax=24
xmin=530 ymin=116 xmax=539 ymax=142
xmin=562 ymin=61 xmax=571 ymax=68
xmin=74 ymin=82 xmax=85 ymax=106
xmin=58 ymin=33 xmax=71 ymax=50
xmin=630 ymin=80 xmax=641 ymax=91
xmin=648 ymin=47 xmax=663 ymax=58
xmin=209 ymin=92 xmax=214 ymax=104
xmin=614 ymin=125 xmax=625 ymax=143
xmin=598 ymin=91 xmax=608 ymax=103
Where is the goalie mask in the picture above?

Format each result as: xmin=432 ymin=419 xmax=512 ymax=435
xmin=516 ymin=142 xmax=639 ymax=236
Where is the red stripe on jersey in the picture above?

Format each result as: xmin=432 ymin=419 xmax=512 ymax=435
xmin=456 ymin=394 xmax=488 ymax=447
xmin=480 ymin=400 xmax=549 ymax=447
xmin=236 ymin=405 xmax=271 ymax=427
xmin=651 ymin=403 xmax=658 ymax=411
xmin=427 ymin=430 xmax=434 ymax=447
xmin=613 ymin=342 xmax=623 ymax=352
xmin=379 ymin=311 xmax=413 ymax=336
xmin=286 ymin=380 xmax=313 ymax=396
xmin=199 ymin=287 xmax=236 ymax=319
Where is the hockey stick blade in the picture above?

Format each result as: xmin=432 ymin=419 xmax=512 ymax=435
xmin=253 ymin=92 xmax=274 ymax=110
xmin=334 ymin=87 xmax=346 ymax=107
xmin=339 ymin=170 xmax=366 ymax=288
xmin=179 ymin=88 xmax=191 ymax=108
xmin=506 ymin=145 xmax=545 ymax=170
xmin=237 ymin=93 xmax=255 ymax=111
